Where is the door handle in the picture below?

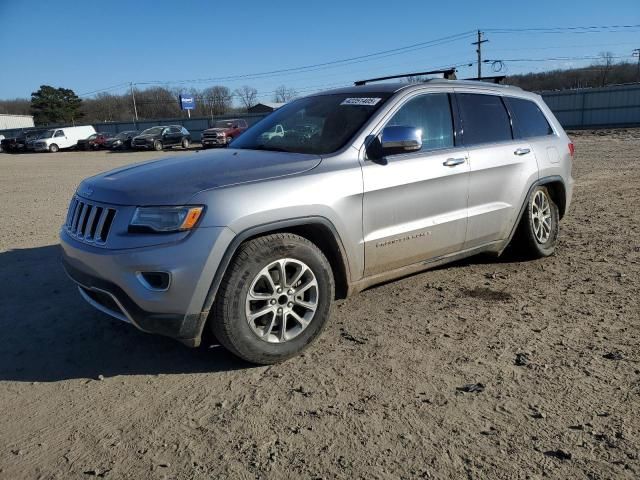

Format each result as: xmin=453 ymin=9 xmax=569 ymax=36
xmin=514 ymin=147 xmax=531 ymax=156
xmin=443 ymin=157 xmax=466 ymax=167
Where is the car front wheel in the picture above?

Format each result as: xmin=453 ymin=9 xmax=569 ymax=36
xmin=49 ymin=144 xmax=59 ymax=153
xmin=182 ymin=138 xmax=190 ymax=149
xmin=153 ymin=141 xmax=163 ymax=151
xmin=212 ymin=233 xmax=334 ymax=364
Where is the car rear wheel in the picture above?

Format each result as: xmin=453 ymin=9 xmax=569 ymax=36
xmin=153 ymin=141 xmax=163 ymax=151
xmin=513 ymin=186 xmax=559 ymax=258
xmin=49 ymin=144 xmax=59 ymax=153
xmin=212 ymin=233 xmax=334 ymax=364
xmin=182 ymin=138 xmax=190 ymax=149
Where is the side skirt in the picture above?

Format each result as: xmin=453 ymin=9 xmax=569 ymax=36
xmin=348 ymin=240 xmax=505 ymax=295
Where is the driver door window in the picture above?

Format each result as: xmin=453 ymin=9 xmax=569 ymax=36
xmin=385 ymin=93 xmax=454 ymax=153
xmin=54 ymin=130 xmax=64 ymax=138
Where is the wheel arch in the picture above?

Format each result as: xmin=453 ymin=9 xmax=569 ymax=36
xmin=538 ymin=177 xmax=567 ymax=219
xmin=201 ymin=217 xmax=351 ymax=317
xmin=499 ymin=175 xmax=567 ymax=255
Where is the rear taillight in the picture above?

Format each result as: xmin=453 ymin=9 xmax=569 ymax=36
xmin=568 ymin=142 xmax=575 ymax=157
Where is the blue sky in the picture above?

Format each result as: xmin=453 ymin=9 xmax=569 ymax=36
xmin=1 ymin=0 xmax=639 ymax=103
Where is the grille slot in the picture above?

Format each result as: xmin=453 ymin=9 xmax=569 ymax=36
xmin=65 ymin=197 xmax=117 ymax=246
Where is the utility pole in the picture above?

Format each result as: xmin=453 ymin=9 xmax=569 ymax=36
xmin=472 ymin=30 xmax=488 ymax=79
xmin=130 ymin=82 xmax=139 ymax=124
xmin=634 ymin=49 xmax=640 ymax=82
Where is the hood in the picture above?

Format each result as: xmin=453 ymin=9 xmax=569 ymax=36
xmin=204 ymin=127 xmax=228 ymax=134
xmin=77 ymin=148 xmax=322 ymax=205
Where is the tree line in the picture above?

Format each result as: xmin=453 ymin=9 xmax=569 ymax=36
xmin=0 ymin=84 xmax=298 ymax=126
xmin=504 ymin=58 xmax=639 ymax=91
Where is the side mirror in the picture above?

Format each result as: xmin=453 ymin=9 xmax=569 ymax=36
xmin=380 ymin=126 xmax=422 ymax=153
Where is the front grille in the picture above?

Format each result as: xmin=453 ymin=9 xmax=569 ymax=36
xmin=65 ymin=197 xmax=117 ymax=246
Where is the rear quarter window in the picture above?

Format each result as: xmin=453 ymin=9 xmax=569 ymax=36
xmin=504 ymin=97 xmax=554 ymax=138
xmin=457 ymin=93 xmax=512 ymax=146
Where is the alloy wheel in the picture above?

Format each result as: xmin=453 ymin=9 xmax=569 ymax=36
xmin=531 ymin=190 xmax=552 ymax=243
xmin=245 ymin=258 xmax=319 ymax=343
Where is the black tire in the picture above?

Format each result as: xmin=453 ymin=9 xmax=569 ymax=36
xmin=181 ymin=138 xmax=190 ymax=149
xmin=211 ymin=233 xmax=335 ymax=364
xmin=153 ymin=141 xmax=163 ymax=151
xmin=512 ymin=185 xmax=559 ymax=258
xmin=49 ymin=143 xmax=59 ymax=153
xmin=225 ymin=136 xmax=233 ymax=146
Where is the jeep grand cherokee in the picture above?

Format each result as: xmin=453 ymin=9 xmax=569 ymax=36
xmin=61 ymin=78 xmax=574 ymax=364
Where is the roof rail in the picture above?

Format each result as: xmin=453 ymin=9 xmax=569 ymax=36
xmin=355 ymin=68 xmax=457 ymax=86
xmin=463 ymin=75 xmax=506 ymax=84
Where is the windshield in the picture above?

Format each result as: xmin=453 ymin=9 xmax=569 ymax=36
xmin=141 ymin=127 xmax=164 ymax=135
xmin=37 ymin=130 xmax=55 ymax=139
xmin=231 ymin=93 xmax=391 ymax=154
xmin=215 ymin=120 xmax=234 ymax=128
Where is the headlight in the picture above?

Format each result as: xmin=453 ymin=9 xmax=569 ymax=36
xmin=130 ymin=206 xmax=204 ymax=232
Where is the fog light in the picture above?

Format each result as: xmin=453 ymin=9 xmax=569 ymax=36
xmin=137 ymin=271 xmax=171 ymax=291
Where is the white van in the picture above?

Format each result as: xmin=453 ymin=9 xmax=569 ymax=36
xmin=33 ymin=126 xmax=96 ymax=153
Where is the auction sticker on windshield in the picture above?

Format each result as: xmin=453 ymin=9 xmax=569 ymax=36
xmin=340 ymin=97 xmax=382 ymax=106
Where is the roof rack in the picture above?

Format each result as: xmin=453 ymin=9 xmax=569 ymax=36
xmin=463 ymin=75 xmax=506 ymax=84
xmin=354 ymin=68 xmax=457 ymax=86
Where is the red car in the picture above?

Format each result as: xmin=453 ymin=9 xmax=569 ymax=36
xmin=77 ymin=132 xmax=110 ymax=150
xmin=201 ymin=119 xmax=248 ymax=148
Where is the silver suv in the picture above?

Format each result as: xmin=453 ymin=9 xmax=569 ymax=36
xmin=60 ymin=78 xmax=574 ymax=364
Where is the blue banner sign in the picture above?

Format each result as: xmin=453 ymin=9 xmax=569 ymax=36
xmin=179 ymin=94 xmax=195 ymax=110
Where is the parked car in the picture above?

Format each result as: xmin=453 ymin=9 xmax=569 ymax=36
xmin=33 ymin=126 xmax=97 ymax=153
xmin=259 ymin=124 xmax=285 ymax=141
xmin=1 ymin=128 xmax=47 ymax=153
xmin=77 ymin=132 xmax=110 ymax=150
xmin=131 ymin=125 xmax=191 ymax=151
xmin=201 ymin=119 xmax=248 ymax=148
xmin=104 ymin=131 xmax=139 ymax=150
xmin=61 ymin=77 xmax=574 ymax=365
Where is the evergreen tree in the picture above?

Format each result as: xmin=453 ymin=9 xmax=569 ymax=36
xmin=30 ymin=85 xmax=83 ymax=124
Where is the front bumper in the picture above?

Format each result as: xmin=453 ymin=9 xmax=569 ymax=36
xmin=201 ymin=137 xmax=226 ymax=147
xmin=60 ymin=225 xmax=235 ymax=346
xmin=132 ymin=141 xmax=153 ymax=149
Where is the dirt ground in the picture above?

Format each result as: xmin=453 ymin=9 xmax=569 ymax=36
xmin=0 ymin=132 xmax=638 ymax=479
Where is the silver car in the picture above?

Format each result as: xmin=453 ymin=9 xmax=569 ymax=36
xmin=60 ymin=78 xmax=574 ymax=364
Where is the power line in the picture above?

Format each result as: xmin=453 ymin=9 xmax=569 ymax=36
xmin=136 ymin=31 xmax=477 ymax=86
xmin=486 ymin=24 xmax=640 ymax=34
xmin=485 ymin=54 xmax=632 ymax=63
xmin=76 ymin=23 xmax=640 ymax=99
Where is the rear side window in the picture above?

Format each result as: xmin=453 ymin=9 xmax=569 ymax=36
xmin=385 ymin=93 xmax=454 ymax=152
xmin=504 ymin=97 xmax=553 ymax=138
xmin=457 ymin=93 xmax=512 ymax=145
